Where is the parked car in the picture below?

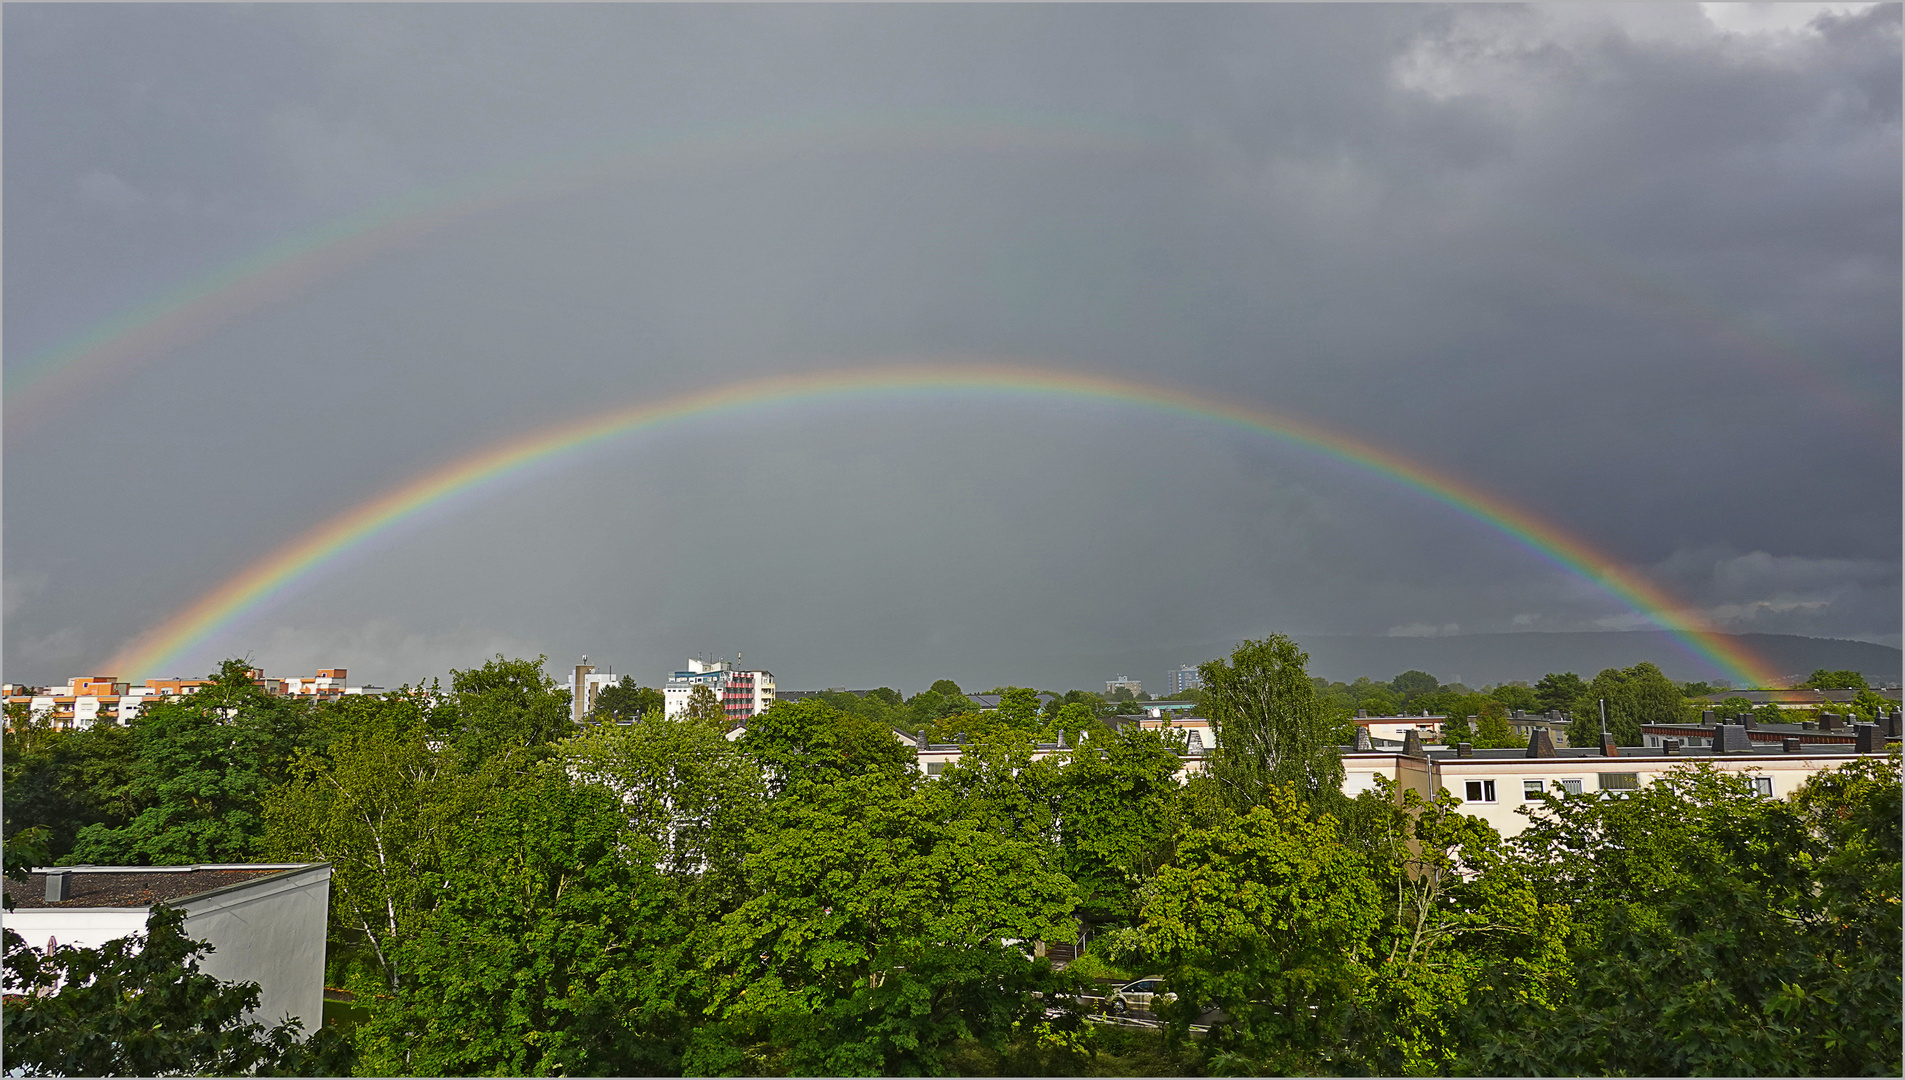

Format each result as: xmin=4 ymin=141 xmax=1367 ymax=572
xmin=1110 ymin=976 xmax=1173 ymax=1015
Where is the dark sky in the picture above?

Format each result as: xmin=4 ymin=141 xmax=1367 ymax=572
xmin=5 ymin=3 xmax=1898 ymax=692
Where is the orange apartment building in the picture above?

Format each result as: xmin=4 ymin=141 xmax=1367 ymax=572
xmin=4 ymin=667 xmax=375 ymax=729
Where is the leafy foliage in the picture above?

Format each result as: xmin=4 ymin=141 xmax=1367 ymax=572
xmin=588 ymin=675 xmax=664 ymax=723
xmin=1803 ymin=668 xmax=1869 ymax=690
xmin=69 ymin=660 xmax=315 ymax=865
xmin=1566 ymin=662 xmax=1690 ymax=747
xmin=1199 ymin=635 xmax=1345 ymax=810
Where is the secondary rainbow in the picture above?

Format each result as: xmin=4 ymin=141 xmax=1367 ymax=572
xmin=4 ymin=109 xmax=1174 ymax=432
xmin=102 ymin=363 xmax=1784 ymax=687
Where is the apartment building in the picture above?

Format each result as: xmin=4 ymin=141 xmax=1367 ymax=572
xmin=663 ymin=657 xmax=774 ymax=724
xmin=1343 ymin=724 xmax=1897 ymax=838
xmin=5 ymin=666 xmax=379 ymax=729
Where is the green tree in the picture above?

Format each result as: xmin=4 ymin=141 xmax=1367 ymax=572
xmin=590 ymin=675 xmax=664 ymax=723
xmin=1533 ymin=671 xmax=1585 ymax=714
xmin=560 ymin=709 xmax=763 ymax=904
xmin=928 ymin=678 xmax=963 ymax=698
xmin=4 ymin=717 xmax=139 ymax=862
xmin=1475 ymin=757 xmax=1902 ymax=1076
xmin=1567 ymin=662 xmax=1688 ymax=748
xmin=68 ymin=660 xmax=314 ymax=865
xmin=991 ymin=686 xmax=1046 ymax=730
xmin=2 ymin=906 xmax=350 ymax=1077
xmin=1127 ymin=789 xmax=1378 ymax=1073
xmin=351 ymin=767 xmax=696 ymax=1077
xmin=264 ymin=688 xmax=491 ymax=994
xmin=1199 ymin=635 xmax=1345 ymax=810
xmin=1345 ymin=780 xmax=1570 ymax=1076
xmin=447 ymin=654 xmax=571 ymax=764
xmin=1054 ymin=724 xmax=1185 ymax=929
xmin=1389 ymin=669 xmax=1440 ymax=700
xmin=1471 ymin=703 xmax=1521 ymax=749
xmin=1802 ymin=668 xmax=1868 ymax=690
xmin=739 ymin=698 xmax=913 ymax=797
xmin=682 ymin=683 xmax=728 ymax=727
xmin=692 ymin=770 xmax=1078 ymax=1075
xmin=1488 ymin=682 xmax=1539 ymax=713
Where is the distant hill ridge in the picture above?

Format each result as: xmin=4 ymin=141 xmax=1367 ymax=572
xmin=1293 ymin=631 xmax=1901 ymax=689
xmin=1033 ymin=631 xmax=1900 ymax=693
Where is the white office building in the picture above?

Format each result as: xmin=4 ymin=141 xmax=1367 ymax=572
xmin=663 ymin=657 xmax=774 ymax=725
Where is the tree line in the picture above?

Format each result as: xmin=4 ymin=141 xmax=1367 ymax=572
xmin=4 ymin=640 xmax=1899 ymax=1076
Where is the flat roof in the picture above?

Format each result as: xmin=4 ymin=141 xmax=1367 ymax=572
xmin=4 ymin=864 xmax=316 ymax=910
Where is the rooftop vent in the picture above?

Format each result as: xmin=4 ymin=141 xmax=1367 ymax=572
xmin=1856 ymin=723 xmax=1883 ymax=754
xmin=1525 ymin=729 xmax=1558 ymax=758
xmin=1402 ymin=729 xmax=1426 ymax=759
xmin=1456 ymin=742 xmax=1473 ymax=758
xmin=1714 ymin=724 xmax=1752 ymax=752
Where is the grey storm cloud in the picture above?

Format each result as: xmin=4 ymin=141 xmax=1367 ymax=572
xmin=5 ymin=3 xmax=1897 ymax=690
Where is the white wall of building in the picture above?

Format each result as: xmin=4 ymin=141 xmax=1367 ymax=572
xmin=2 ymin=864 xmax=331 ymax=1032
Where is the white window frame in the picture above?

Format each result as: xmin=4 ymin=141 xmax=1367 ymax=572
xmin=1522 ymin=779 xmax=1545 ymax=801
xmin=1558 ymin=778 xmax=1583 ymax=795
xmin=1463 ymin=779 xmax=1497 ymax=803
xmin=1751 ymin=776 xmax=1773 ymax=797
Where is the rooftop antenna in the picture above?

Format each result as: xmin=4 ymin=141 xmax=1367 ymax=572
xmin=1599 ymin=698 xmax=1608 ymax=736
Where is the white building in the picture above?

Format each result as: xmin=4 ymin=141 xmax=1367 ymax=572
xmin=663 ymin=657 xmax=774 ymax=725
xmin=2 ymin=863 xmax=332 ymax=1031
xmin=561 ymin=657 xmax=627 ymax=726
xmin=1167 ymin=664 xmax=1203 ymax=694
xmin=1106 ymin=674 xmax=1143 ymax=697
xmin=1342 ymin=725 xmax=1896 ymax=838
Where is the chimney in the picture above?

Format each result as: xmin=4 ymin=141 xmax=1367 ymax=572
xmin=1601 ymin=734 xmax=1619 ymax=757
xmin=44 ymin=870 xmax=71 ymax=902
xmin=1056 ymin=728 xmax=1067 ymax=749
xmin=1783 ymin=736 xmax=1802 ymax=752
xmin=1354 ymin=727 xmax=1373 ymax=751
xmin=1402 ymin=729 xmax=1426 ymax=758
xmin=1887 ymin=710 xmax=1902 ymax=739
xmin=1715 ymin=724 xmax=1752 ymax=752
xmin=1457 ymin=742 xmax=1473 ymax=758
xmin=1855 ymin=723 xmax=1882 ymax=754
xmin=1818 ymin=713 xmax=1841 ymax=732
xmin=1663 ymin=738 xmax=1681 ymax=755
xmin=1701 ymin=710 xmax=1715 ymax=724
xmin=1739 ymin=712 xmax=1755 ymax=729
xmin=1525 ymin=729 xmax=1557 ymax=758
xmin=1357 ymin=709 xmax=1368 ymax=718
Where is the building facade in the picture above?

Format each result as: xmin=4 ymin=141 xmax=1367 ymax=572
xmin=3 ymin=863 xmax=332 ymax=1031
xmin=1167 ymin=664 xmax=1203 ymax=694
xmin=663 ymin=657 xmax=774 ymax=724
xmin=1106 ymin=674 xmax=1143 ymax=697
xmin=5 ymin=667 xmax=379 ymax=730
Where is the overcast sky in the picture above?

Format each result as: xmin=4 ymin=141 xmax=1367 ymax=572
xmin=5 ymin=3 xmax=1899 ymax=692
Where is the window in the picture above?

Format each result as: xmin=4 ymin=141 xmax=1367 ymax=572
xmin=1464 ymin=779 xmax=1497 ymax=803
xmin=1523 ymin=779 xmax=1545 ymax=800
xmin=926 ymin=761 xmax=945 ymax=776
xmin=1559 ymin=779 xmax=1583 ymax=795
xmin=1598 ymin=772 xmax=1640 ymax=791
xmin=1752 ymin=776 xmax=1773 ymax=797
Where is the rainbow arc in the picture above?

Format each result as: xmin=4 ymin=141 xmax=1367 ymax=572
xmin=101 ymin=362 xmax=1783 ymax=688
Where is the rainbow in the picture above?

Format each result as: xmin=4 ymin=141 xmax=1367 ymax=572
xmin=101 ymin=362 xmax=1784 ymax=687
xmin=3 ymin=109 xmax=1175 ymax=434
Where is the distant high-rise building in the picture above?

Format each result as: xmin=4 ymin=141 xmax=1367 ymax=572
xmin=664 ymin=657 xmax=775 ymax=724
xmin=1106 ymin=673 xmax=1143 ymax=697
xmin=563 ymin=657 xmax=624 ymax=726
xmin=1167 ymin=664 xmax=1203 ymax=695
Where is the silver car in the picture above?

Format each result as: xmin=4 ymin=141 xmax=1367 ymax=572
xmin=1109 ymin=976 xmax=1173 ymax=1016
